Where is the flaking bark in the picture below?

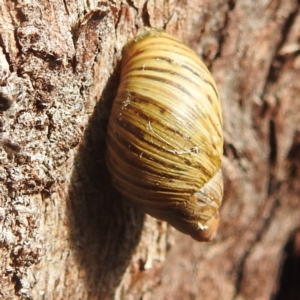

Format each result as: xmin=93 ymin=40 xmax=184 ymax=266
xmin=0 ymin=0 xmax=299 ymax=299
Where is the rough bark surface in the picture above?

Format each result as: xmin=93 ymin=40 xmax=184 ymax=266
xmin=0 ymin=0 xmax=299 ymax=299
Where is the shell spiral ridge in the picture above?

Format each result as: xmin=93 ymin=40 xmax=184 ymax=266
xmin=106 ymin=30 xmax=224 ymax=241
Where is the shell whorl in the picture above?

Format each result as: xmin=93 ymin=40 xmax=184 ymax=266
xmin=106 ymin=30 xmax=223 ymax=241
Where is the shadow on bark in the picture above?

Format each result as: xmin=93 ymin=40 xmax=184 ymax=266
xmin=67 ymin=65 xmax=144 ymax=298
xmin=274 ymin=228 xmax=300 ymax=300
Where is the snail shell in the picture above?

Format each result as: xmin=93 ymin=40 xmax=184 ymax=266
xmin=106 ymin=30 xmax=223 ymax=242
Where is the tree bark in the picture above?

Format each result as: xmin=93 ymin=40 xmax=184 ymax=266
xmin=0 ymin=0 xmax=299 ymax=299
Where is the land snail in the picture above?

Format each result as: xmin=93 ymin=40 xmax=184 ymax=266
xmin=106 ymin=30 xmax=223 ymax=242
